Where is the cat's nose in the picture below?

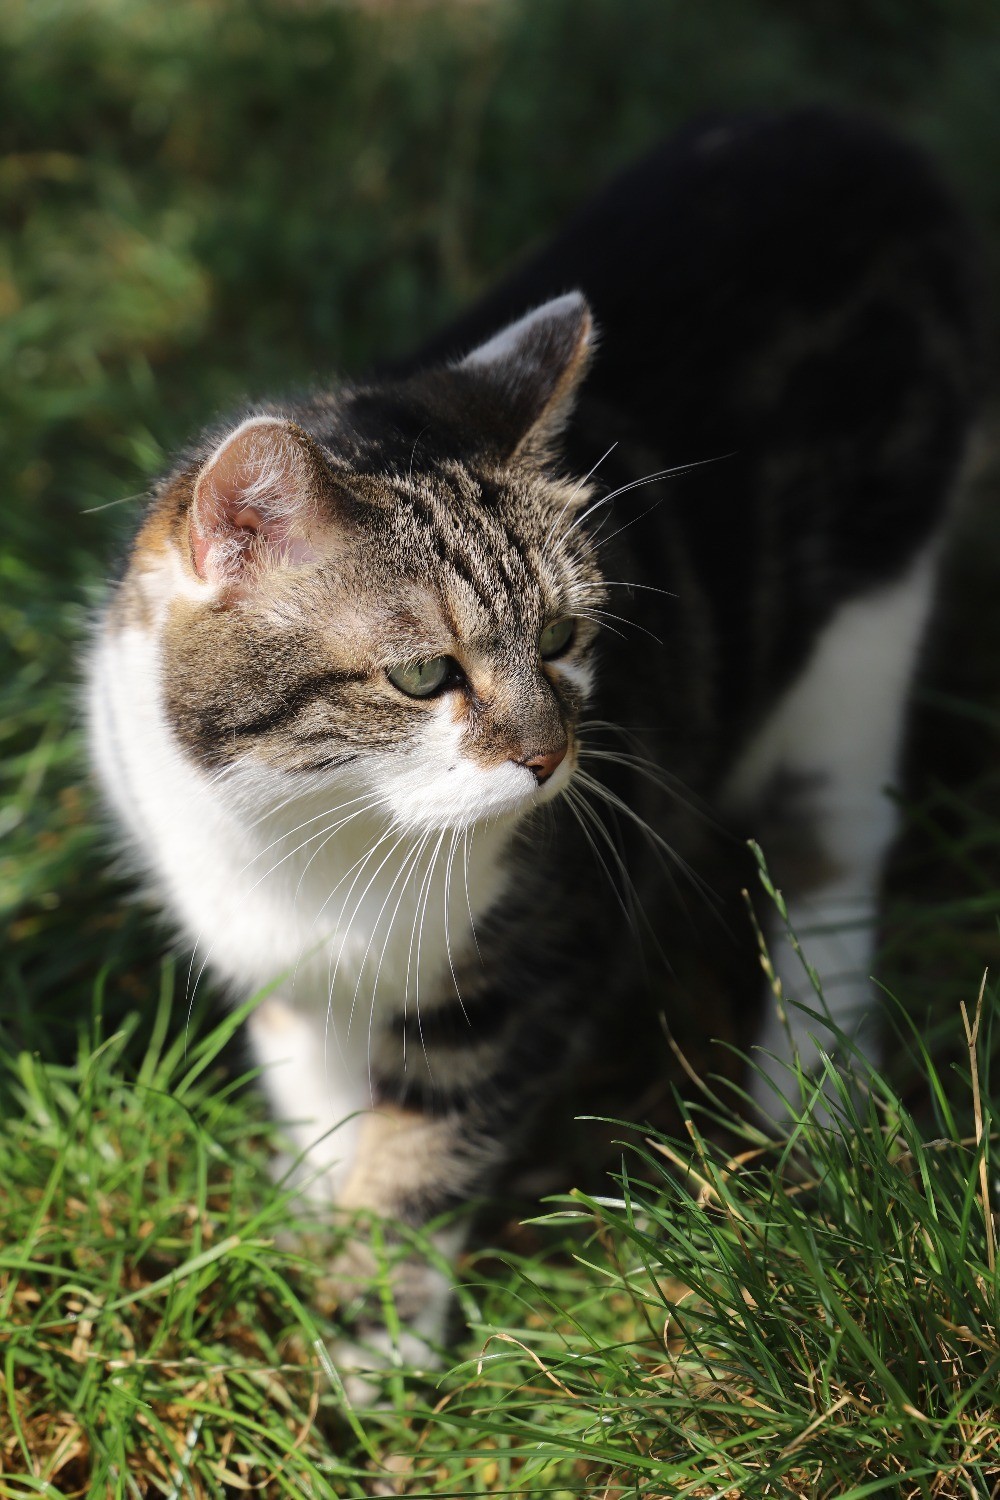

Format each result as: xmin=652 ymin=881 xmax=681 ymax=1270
xmin=518 ymin=744 xmax=567 ymax=785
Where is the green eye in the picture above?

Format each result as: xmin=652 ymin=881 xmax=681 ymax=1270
xmin=387 ymin=656 xmax=453 ymax=698
xmin=539 ymin=617 xmax=575 ymax=660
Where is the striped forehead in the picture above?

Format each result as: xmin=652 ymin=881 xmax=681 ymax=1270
xmin=393 ymin=476 xmax=554 ymax=635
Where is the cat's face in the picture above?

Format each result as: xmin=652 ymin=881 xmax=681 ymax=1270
xmin=128 ymin=295 xmax=605 ymax=835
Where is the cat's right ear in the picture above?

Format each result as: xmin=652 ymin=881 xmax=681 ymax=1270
xmin=456 ymin=291 xmax=595 ymax=461
xmin=188 ymin=416 xmax=322 ymax=585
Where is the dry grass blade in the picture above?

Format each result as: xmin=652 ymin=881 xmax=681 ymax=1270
xmin=961 ymin=971 xmax=996 ymax=1275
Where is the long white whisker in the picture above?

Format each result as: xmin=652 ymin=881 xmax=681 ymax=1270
xmin=352 ymin=839 xmax=423 ymax=1029
xmin=410 ymin=828 xmax=448 ymax=1082
xmin=319 ymin=823 xmax=410 ymax=1086
xmin=574 ymin=608 xmax=627 ymax=641
xmin=562 ymin=465 xmax=682 ymax=541
xmin=320 ymin=825 xmax=400 ymax=1024
xmin=244 ymin=787 xmax=388 ymax=871
xmin=331 ymin=828 xmax=409 ymax=1037
xmin=288 ymin=796 xmax=399 ymax=997
xmin=294 ymin=796 xmax=394 ymax=911
xmin=462 ymin=824 xmax=483 ymax=965
xmin=563 ymin=787 xmax=635 ymax=932
xmin=581 ymin=606 xmax=664 ymax=647
xmin=542 ymin=440 xmax=618 ymax=553
xmin=578 ymin=720 xmax=725 ymax=830
xmin=368 ymin=834 xmax=434 ymax=1081
xmin=558 ymin=455 xmax=726 ymax=552
xmin=574 ymin=768 xmax=720 ymax=915
xmin=332 ymin=829 xmax=420 ymax=1075
xmin=397 ymin=831 xmax=432 ymax=1072
xmin=442 ymin=826 xmax=468 ymax=1020
xmin=567 ymin=782 xmax=675 ymax=975
xmin=234 ymin=763 xmax=364 ymax=836
xmin=595 ymin=457 xmax=730 ymax=551
xmin=586 ymin=579 xmax=680 ymax=601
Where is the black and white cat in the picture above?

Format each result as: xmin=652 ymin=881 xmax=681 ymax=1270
xmin=87 ymin=107 xmax=983 ymax=1373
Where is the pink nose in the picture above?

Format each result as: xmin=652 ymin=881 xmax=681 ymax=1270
xmin=519 ymin=745 xmax=567 ymax=785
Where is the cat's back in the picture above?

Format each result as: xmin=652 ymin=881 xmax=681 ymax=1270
xmin=405 ymin=106 xmax=983 ymax=432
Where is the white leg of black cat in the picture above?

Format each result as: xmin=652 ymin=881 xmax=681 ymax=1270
xmin=722 ymin=545 xmax=939 ymax=1123
xmin=751 ymin=882 xmax=881 ymax=1119
xmin=247 ymin=995 xmax=367 ymax=1204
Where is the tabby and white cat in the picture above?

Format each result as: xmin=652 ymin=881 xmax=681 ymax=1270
xmin=87 ymin=107 xmax=982 ymax=1373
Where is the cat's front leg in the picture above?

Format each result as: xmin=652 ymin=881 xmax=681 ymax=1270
xmin=246 ymin=994 xmax=503 ymax=1396
xmin=321 ymin=1102 xmax=491 ymax=1398
xmin=246 ymin=994 xmax=369 ymax=1205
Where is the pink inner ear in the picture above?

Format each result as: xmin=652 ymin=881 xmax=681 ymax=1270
xmin=190 ymin=417 xmax=316 ymax=583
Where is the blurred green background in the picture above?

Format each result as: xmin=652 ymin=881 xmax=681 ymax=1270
xmin=4 ymin=0 xmax=1000 ymax=1060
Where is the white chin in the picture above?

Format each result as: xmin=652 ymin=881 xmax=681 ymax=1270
xmin=385 ymin=764 xmax=545 ymax=835
xmin=402 ymin=787 xmax=538 ymax=835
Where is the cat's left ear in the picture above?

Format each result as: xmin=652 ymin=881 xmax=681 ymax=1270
xmin=457 ymin=291 xmax=595 ymax=460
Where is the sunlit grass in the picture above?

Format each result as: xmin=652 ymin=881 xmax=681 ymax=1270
xmin=0 ymin=979 xmax=364 ymax=1495
xmin=3 ymin=952 xmax=999 ymax=1495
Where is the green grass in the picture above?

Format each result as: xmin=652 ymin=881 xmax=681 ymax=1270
xmin=0 ymin=982 xmax=379 ymax=1494
xmin=5 ymin=0 xmax=1000 ymax=1493
xmin=3 ymin=958 xmax=999 ymax=1495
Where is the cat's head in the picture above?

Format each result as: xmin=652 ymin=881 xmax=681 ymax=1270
xmin=127 ymin=293 xmax=605 ymax=833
